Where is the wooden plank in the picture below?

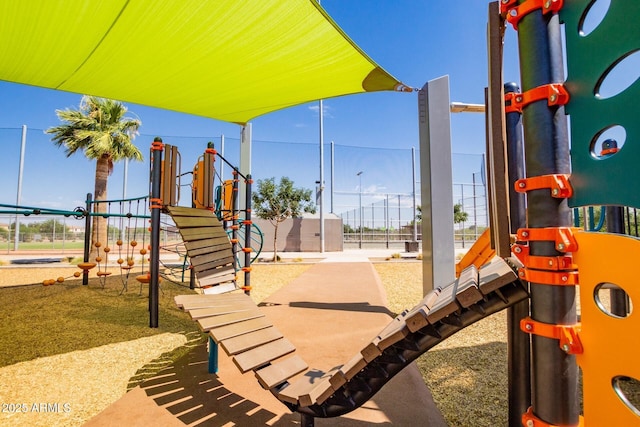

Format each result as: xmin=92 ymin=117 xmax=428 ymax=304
xmin=278 ymin=374 xmax=335 ymax=407
xmin=339 ymin=354 xmax=367 ymax=380
xmin=403 ymin=287 xmax=442 ymax=332
xmin=167 ymin=206 xmax=219 ymax=218
xmin=201 ymin=282 xmax=238 ymax=294
xmin=186 ymin=242 xmax=231 ymax=257
xmin=184 ymin=236 xmax=230 ymax=250
xmin=179 ymin=226 xmax=228 ymax=241
xmin=220 ymin=326 xmax=283 ymax=355
xmin=232 ymin=338 xmax=296 ymax=373
xmin=209 ymin=317 xmax=272 ymax=342
xmin=187 ymin=302 xmax=255 ymax=320
xmin=192 ymin=255 xmax=235 ymax=270
xmin=197 ymin=309 xmax=264 ymax=332
xmin=478 ymin=257 xmax=518 ymax=295
xmin=426 ymin=279 xmax=460 ymax=324
xmin=455 ymin=265 xmax=482 ymax=308
xmin=255 ymin=355 xmax=309 ymax=390
xmin=176 ymin=293 xmax=248 ymax=310
xmin=198 ymin=273 xmax=236 ymax=287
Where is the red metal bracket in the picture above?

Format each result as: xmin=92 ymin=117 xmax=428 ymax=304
xmin=514 ymin=174 xmax=572 ymax=198
xmin=500 ymin=0 xmax=564 ymax=30
xmin=520 ymin=317 xmax=583 ymax=354
xmin=505 ymin=83 xmax=569 ymax=113
xmin=512 ymin=244 xmax=577 ymax=271
xmin=517 ymin=227 xmax=579 ymax=252
xmin=518 ymin=267 xmax=579 ymax=285
xmin=522 ymin=407 xmax=584 ymax=427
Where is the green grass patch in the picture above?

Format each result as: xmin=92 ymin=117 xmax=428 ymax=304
xmin=0 ymin=275 xmax=200 ymax=368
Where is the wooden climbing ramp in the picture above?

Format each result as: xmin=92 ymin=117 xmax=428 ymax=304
xmin=175 ymin=256 xmax=528 ymax=421
xmin=166 ymin=205 xmax=238 ymax=293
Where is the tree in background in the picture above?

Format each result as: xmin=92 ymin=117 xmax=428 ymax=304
xmin=46 ymin=96 xmax=142 ymax=259
xmin=454 ymin=203 xmax=469 ymax=225
xmin=415 ymin=204 xmax=468 ymax=224
xmin=252 ymin=177 xmax=316 ymax=262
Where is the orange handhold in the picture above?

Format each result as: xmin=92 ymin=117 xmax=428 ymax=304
xmin=77 ymin=262 xmax=97 ymax=270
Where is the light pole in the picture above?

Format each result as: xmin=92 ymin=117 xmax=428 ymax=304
xmin=357 ymin=171 xmax=363 ymax=249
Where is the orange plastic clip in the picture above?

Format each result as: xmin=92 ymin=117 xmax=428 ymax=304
xmin=500 ymin=0 xmax=564 ymax=30
xmin=505 ymin=83 xmax=569 ymax=113
xmin=520 ymin=317 xmax=583 ymax=354
xmin=242 ymin=247 xmax=253 ymax=253
xmin=522 ymin=407 xmax=584 ymax=427
xmin=514 ymin=174 xmax=572 ymax=198
xmin=517 ymin=227 xmax=578 ymax=253
xmin=512 ymin=244 xmax=577 ymax=271
xmin=518 ymin=267 xmax=579 ymax=285
xmin=149 ymin=198 xmax=163 ymax=210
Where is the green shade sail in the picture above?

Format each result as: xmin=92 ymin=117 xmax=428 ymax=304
xmin=0 ymin=0 xmax=410 ymax=124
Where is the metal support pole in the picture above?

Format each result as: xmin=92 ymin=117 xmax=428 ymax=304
xmin=504 ymin=81 xmax=532 ymax=427
xmin=149 ymin=137 xmax=163 ymax=328
xmin=232 ymin=170 xmax=240 ymax=269
xmin=319 ymin=100 xmax=325 ymax=253
xmin=411 ymin=147 xmax=418 ymax=242
xmin=220 ymin=134 xmax=225 ymax=182
xmin=516 ymin=3 xmax=577 ymax=424
xmin=83 ymin=193 xmax=92 ymax=286
xmin=330 ymin=141 xmax=335 ymax=213
xmin=14 ymin=125 xmax=27 ymax=251
xmin=357 ymin=171 xmax=363 ymax=248
xmin=385 ymin=195 xmax=390 ymax=249
xmin=244 ymin=174 xmax=252 ymax=295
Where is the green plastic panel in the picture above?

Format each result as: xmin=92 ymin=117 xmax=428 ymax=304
xmin=562 ymin=0 xmax=640 ymax=208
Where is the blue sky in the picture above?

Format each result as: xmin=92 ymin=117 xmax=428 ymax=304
xmin=0 ymin=1 xmax=631 ymax=222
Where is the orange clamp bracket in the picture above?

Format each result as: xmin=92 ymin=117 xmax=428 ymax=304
xmin=505 ymin=83 xmax=569 ymax=113
xmin=242 ymin=247 xmax=253 ymax=253
xmin=514 ymin=174 xmax=572 ymax=198
xmin=517 ymin=227 xmax=578 ymax=253
xmin=242 ymin=220 xmax=252 ymax=225
xmin=149 ymin=198 xmax=163 ymax=210
xmin=518 ymin=267 xmax=578 ymax=285
xmin=500 ymin=0 xmax=564 ymax=30
xmin=521 ymin=317 xmax=583 ymax=354
xmin=512 ymin=244 xmax=577 ymax=271
xmin=522 ymin=407 xmax=584 ymax=427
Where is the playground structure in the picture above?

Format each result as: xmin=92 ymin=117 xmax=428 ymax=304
xmin=0 ymin=1 xmax=639 ymax=426
xmin=162 ymin=2 xmax=640 ymax=426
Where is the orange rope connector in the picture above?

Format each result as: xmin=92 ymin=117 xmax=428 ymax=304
xmin=242 ymin=247 xmax=253 ymax=253
xmin=242 ymin=220 xmax=252 ymax=225
xmin=230 ymin=238 xmax=239 ymax=244
xmin=242 ymin=267 xmax=252 ymax=273
xmin=241 ymin=286 xmax=252 ymax=291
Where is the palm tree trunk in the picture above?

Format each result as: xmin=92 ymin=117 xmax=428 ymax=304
xmin=91 ymin=154 xmax=110 ymax=261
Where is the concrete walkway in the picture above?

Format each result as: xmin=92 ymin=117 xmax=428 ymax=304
xmin=85 ymin=259 xmax=448 ymax=426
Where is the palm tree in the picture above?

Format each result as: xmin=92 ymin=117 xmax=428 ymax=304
xmin=46 ymin=96 xmax=142 ymax=259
